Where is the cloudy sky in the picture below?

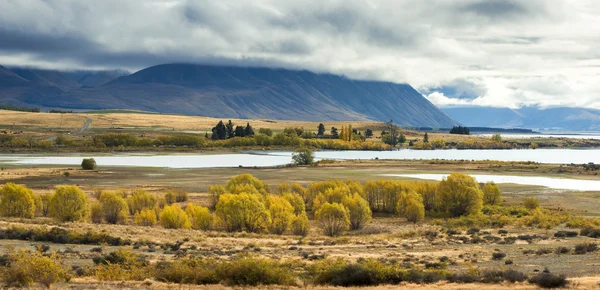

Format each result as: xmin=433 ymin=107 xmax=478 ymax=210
xmin=1 ymin=0 xmax=599 ymax=109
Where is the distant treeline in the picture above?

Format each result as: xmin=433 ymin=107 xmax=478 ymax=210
xmin=0 ymin=104 xmax=40 ymax=113
xmin=49 ymin=109 xmax=74 ymax=113
xmin=410 ymin=126 xmax=535 ymax=134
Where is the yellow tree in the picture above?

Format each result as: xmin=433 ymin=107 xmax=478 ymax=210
xmin=436 ymin=173 xmax=484 ymax=217
xmin=0 ymin=183 xmax=35 ymax=218
xmin=268 ymin=195 xmax=294 ymax=234
xmin=315 ymin=202 xmax=350 ymax=237
xmin=342 ymin=194 xmax=372 ymax=230
xmin=49 ymin=185 xmax=89 ymax=222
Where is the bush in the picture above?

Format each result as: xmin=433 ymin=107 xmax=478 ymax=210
xmin=165 ymin=191 xmax=176 ymax=205
xmin=81 ymin=158 xmax=97 ymax=170
xmin=482 ymin=182 xmax=502 ymax=205
xmin=574 ymin=243 xmax=598 ymax=254
xmin=315 ymin=202 xmax=350 ymax=237
xmin=94 ymin=250 xmax=151 ymax=281
xmin=134 ymin=209 xmax=157 ymax=226
xmin=282 ymin=192 xmax=306 ymax=216
xmin=215 ymin=193 xmax=271 ymax=233
xmin=396 ymin=191 xmax=425 ymax=224
xmin=554 ymin=230 xmax=578 ymax=238
xmin=127 ymin=190 xmax=157 ymax=215
xmin=436 ymin=173 xmax=484 ymax=217
xmin=290 ymin=212 xmax=310 ymax=236
xmin=523 ymin=196 xmax=540 ymax=210
xmin=154 ymin=257 xmax=219 ymax=284
xmin=491 ymin=252 xmax=506 ymax=260
xmin=185 ymin=203 xmax=212 ymax=230
xmin=292 ymin=148 xmax=315 ymax=165
xmin=99 ymin=191 xmax=129 ymax=224
xmin=342 ymin=194 xmax=372 ymax=230
xmin=528 ymin=269 xmax=568 ymax=288
xmin=0 ymin=183 xmax=35 ymax=218
xmin=268 ymin=196 xmax=294 ymax=234
xmin=0 ymin=250 xmax=70 ymax=287
xmin=49 ymin=185 xmax=89 ymax=222
xmin=174 ymin=189 xmax=189 ymax=202
xmin=36 ymin=193 xmax=51 ymax=217
xmin=160 ymin=204 xmax=191 ymax=229
xmin=90 ymin=202 xmax=103 ymax=223
xmin=208 ymin=185 xmax=226 ymax=209
xmin=215 ymin=254 xmax=296 ymax=286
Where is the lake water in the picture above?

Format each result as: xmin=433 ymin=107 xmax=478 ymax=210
xmin=474 ymin=133 xmax=600 ymax=140
xmin=0 ymin=148 xmax=599 ymax=168
xmin=379 ymin=174 xmax=600 ymax=191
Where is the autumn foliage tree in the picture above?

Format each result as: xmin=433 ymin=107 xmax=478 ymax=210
xmin=268 ymin=195 xmax=294 ymax=234
xmin=0 ymin=183 xmax=35 ymax=218
xmin=436 ymin=173 xmax=484 ymax=217
xmin=482 ymin=182 xmax=502 ymax=205
xmin=315 ymin=202 xmax=350 ymax=237
xmin=342 ymin=194 xmax=372 ymax=230
xmin=49 ymin=185 xmax=89 ymax=222
xmin=215 ymin=193 xmax=271 ymax=233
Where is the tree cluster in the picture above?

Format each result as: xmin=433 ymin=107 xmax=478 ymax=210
xmin=211 ymin=120 xmax=254 ymax=140
xmin=449 ymin=126 xmax=470 ymax=135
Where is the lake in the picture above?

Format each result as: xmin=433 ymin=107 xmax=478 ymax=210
xmin=0 ymin=148 xmax=599 ymax=168
xmin=474 ymin=133 xmax=600 ymax=140
xmin=379 ymin=173 xmax=600 ymax=191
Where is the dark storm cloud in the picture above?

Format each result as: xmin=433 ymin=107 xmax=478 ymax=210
xmin=0 ymin=28 xmax=95 ymax=53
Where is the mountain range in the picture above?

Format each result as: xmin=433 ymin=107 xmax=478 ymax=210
xmin=442 ymin=106 xmax=600 ymax=132
xmin=0 ymin=63 xmax=458 ymax=127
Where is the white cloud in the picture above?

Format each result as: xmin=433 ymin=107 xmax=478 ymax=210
xmin=0 ymin=0 xmax=599 ymax=109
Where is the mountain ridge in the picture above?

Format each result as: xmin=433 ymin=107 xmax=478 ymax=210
xmin=0 ymin=63 xmax=458 ymax=127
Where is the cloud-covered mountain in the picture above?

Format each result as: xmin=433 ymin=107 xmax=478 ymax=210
xmin=443 ymin=106 xmax=600 ymax=131
xmin=0 ymin=63 xmax=458 ymax=127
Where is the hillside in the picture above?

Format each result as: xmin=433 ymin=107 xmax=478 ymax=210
xmin=443 ymin=106 xmax=600 ymax=131
xmin=0 ymin=64 xmax=458 ymax=127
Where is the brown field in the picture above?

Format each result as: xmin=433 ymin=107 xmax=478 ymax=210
xmin=0 ymin=109 xmax=380 ymax=133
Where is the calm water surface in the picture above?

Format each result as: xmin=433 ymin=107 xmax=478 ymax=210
xmin=380 ymin=174 xmax=600 ymax=191
xmin=0 ymin=148 xmax=599 ymax=168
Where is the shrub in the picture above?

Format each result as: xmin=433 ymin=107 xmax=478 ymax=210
xmin=397 ymin=191 xmax=425 ymax=224
xmin=580 ymin=227 xmax=600 ymax=238
xmin=90 ymin=201 xmax=103 ymax=223
xmin=208 ymin=185 xmax=227 ymax=209
xmin=268 ymin=196 xmax=294 ymax=234
xmin=315 ymin=202 xmax=350 ymax=237
xmin=0 ymin=183 xmax=35 ymax=218
xmin=215 ymin=193 xmax=271 ymax=233
xmin=491 ymin=252 xmax=506 ymax=260
xmin=282 ymin=192 xmax=306 ymax=215
xmin=555 ymin=246 xmax=570 ymax=254
xmin=524 ymin=196 xmax=540 ymax=210
xmin=574 ymin=243 xmax=598 ymax=254
xmin=292 ymin=148 xmax=315 ymax=165
xmin=49 ymin=185 xmax=89 ymax=222
xmin=81 ymin=158 xmax=97 ymax=170
xmin=160 ymin=204 xmax=191 ymax=229
xmin=174 ymin=189 xmax=189 ymax=202
xmin=290 ymin=212 xmax=310 ymax=236
xmin=436 ymin=173 xmax=484 ymax=217
xmin=36 ymin=193 xmax=51 ymax=217
xmin=99 ymin=191 xmax=129 ymax=224
xmin=554 ymin=230 xmax=578 ymax=238
xmin=215 ymin=254 xmax=296 ymax=286
xmin=134 ymin=209 xmax=157 ymax=226
xmin=0 ymin=250 xmax=69 ymax=287
xmin=342 ymin=194 xmax=372 ymax=230
xmin=127 ymin=190 xmax=157 ymax=215
xmin=154 ymin=257 xmax=219 ymax=284
xmin=528 ymin=269 xmax=568 ymax=288
xmin=185 ymin=203 xmax=212 ymax=230
xmin=226 ymin=174 xmax=270 ymax=195
xmin=482 ymin=182 xmax=502 ymax=205
xmin=165 ymin=191 xmax=176 ymax=205
xmin=94 ymin=250 xmax=151 ymax=281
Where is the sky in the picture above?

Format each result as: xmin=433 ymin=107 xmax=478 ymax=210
xmin=1 ymin=0 xmax=600 ymax=109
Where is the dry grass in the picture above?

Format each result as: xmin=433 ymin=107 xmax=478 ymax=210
xmin=81 ymin=113 xmax=380 ymax=132
xmin=0 ymin=110 xmax=87 ymax=129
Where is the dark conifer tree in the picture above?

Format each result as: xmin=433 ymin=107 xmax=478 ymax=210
xmin=226 ymin=120 xmax=235 ymax=139
xmin=235 ymin=125 xmax=246 ymax=137
xmin=317 ymin=123 xmax=325 ymax=137
xmin=244 ymin=122 xmax=255 ymax=137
